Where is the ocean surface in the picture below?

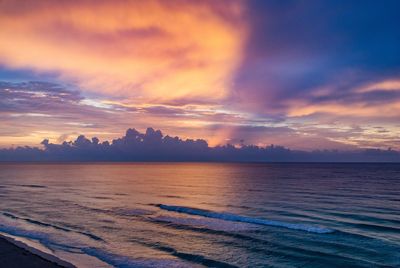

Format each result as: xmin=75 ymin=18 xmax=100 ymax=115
xmin=0 ymin=163 xmax=399 ymax=267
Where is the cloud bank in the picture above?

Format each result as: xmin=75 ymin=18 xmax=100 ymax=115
xmin=0 ymin=0 xmax=246 ymax=102
xmin=0 ymin=1 xmax=400 ymax=150
xmin=1 ymin=128 xmax=398 ymax=162
xmin=1 ymin=81 xmax=399 ymax=151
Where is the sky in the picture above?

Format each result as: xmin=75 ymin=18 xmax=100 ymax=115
xmin=1 ymin=0 xmax=400 ymax=151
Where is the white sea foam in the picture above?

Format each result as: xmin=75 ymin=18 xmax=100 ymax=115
xmin=158 ymin=205 xmax=334 ymax=234
xmin=1 ymin=212 xmax=103 ymax=241
xmin=0 ymin=223 xmax=53 ymax=245
xmin=0 ymin=215 xmax=111 ymax=267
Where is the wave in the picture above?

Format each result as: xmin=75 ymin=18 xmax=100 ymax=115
xmin=149 ymin=216 xmax=372 ymax=264
xmin=129 ymin=239 xmax=238 ymax=268
xmin=150 ymin=215 xmax=259 ymax=232
xmin=0 ymin=222 xmax=113 ymax=268
xmin=73 ymin=203 xmax=156 ymax=219
xmin=90 ymin=196 xmax=114 ymax=200
xmin=1 ymin=212 xmax=104 ymax=241
xmin=113 ymin=208 xmax=155 ymax=217
xmin=159 ymin=195 xmax=185 ymax=199
xmin=0 ymin=222 xmax=82 ymax=254
xmin=157 ymin=205 xmax=334 ymax=234
xmin=83 ymin=247 xmax=194 ymax=268
xmin=153 ymin=218 xmax=386 ymax=267
xmin=17 ymin=184 xmax=47 ymax=188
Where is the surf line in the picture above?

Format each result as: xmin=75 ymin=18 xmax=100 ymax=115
xmin=157 ymin=204 xmax=334 ymax=234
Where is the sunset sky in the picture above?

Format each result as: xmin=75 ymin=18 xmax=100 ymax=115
xmin=1 ymin=0 xmax=399 ymax=150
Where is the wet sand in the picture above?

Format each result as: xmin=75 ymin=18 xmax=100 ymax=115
xmin=0 ymin=235 xmax=74 ymax=268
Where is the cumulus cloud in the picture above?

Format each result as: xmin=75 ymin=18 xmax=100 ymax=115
xmin=0 ymin=127 xmax=398 ymax=162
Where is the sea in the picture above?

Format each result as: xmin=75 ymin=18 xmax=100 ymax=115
xmin=0 ymin=163 xmax=399 ymax=267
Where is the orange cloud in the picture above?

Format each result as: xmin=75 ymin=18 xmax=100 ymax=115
xmin=287 ymin=101 xmax=400 ymax=117
xmin=0 ymin=0 xmax=247 ymax=103
xmin=356 ymin=79 xmax=400 ymax=93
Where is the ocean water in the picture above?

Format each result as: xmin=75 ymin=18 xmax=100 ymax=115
xmin=0 ymin=163 xmax=399 ymax=267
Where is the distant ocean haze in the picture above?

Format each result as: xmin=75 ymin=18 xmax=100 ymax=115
xmin=0 ymin=163 xmax=399 ymax=267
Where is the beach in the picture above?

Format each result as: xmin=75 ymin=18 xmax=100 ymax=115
xmin=0 ymin=235 xmax=74 ymax=268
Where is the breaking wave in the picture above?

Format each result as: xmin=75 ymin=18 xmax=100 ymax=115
xmin=157 ymin=205 xmax=334 ymax=234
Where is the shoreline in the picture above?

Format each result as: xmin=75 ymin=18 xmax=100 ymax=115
xmin=0 ymin=233 xmax=76 ymax=268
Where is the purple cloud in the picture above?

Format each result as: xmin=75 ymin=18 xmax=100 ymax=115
xmin=0 ymin=127 xmax=399 ymax=162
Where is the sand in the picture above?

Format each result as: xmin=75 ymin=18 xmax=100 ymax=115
xmin=0 ymin=235 xmax=75 ymax=268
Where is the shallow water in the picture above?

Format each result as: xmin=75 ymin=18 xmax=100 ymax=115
xmin=0 ymin=163 xmax=399 ymax=267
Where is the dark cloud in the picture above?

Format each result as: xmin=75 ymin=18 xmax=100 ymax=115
xmin=309 ymin=90 xmax=400 ymax=106
xmin=0 ymin=80 xmax=140 ymax=123
xmin=0 ymin=127 xmax=398 ymax=162
xmin=233 ymin=0 xmax=400 ymax=112
xmin=0 ymin=81 xmax=82 ymax=113
xmin=0 ymin=81 xmax=138 ymax=144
